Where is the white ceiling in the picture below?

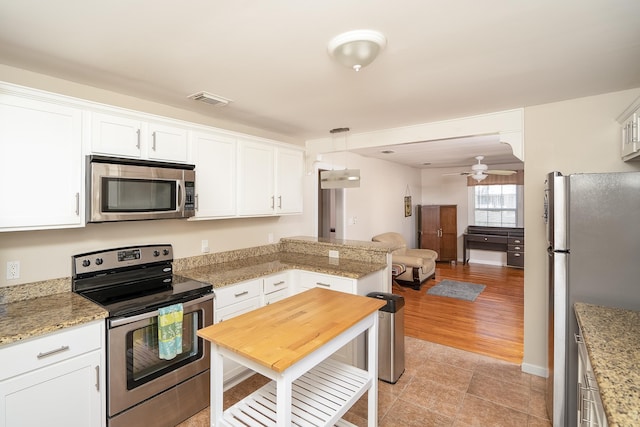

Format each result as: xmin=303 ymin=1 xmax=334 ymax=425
xmin=1 ymin=1 xmax=639 ymax=168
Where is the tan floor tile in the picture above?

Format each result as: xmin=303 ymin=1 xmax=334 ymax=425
xmin=379 ymin=371 xmax=413 ymax=398
xmin=453 ymin=395 xmax=528 ymax=427
xmin=466 ymin=372 xmax=530 ymax=413
xmin=411 ymin=360 xmax=474 ymax=392
xmin=400 ymin=376 xmax=466 ymax=418
xmin=528 ymin=389 xmax=550 ymax=421
xmin=380 ymin=398 xmax=454 ymax=427
xmin=527 ymin=414 xmax=553 ymax=427
xmin=429 ymin=344 xmax=481 ymax=371
xmin=530 ymin=374 xmax=546 ymax=392
xmin=348 ymin=388 xmax=398 ymax=421
xmin=474 ymin=356 xmax=532 ymax=387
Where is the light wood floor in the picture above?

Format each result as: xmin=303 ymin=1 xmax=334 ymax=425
xmin=394 ymin=261 xmax=524 ymax=364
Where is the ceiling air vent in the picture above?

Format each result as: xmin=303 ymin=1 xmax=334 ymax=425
xmin=187 ymin=91 xmax=232 ymax=107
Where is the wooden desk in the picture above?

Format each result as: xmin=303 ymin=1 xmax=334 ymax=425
xmin=463 ymin=226 xmax=524 ymax=268
xmin=198 ymin=287 xmax=386 ymax=426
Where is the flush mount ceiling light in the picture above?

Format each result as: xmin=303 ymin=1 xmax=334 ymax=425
xmin=328 ymin=29 xmax=387 ymax=72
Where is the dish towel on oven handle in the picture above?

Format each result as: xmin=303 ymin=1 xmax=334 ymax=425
xmin=158 ymin=303 xmax=183 ymax=360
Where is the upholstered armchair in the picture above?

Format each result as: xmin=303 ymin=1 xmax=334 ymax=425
xmin=372 ymin=232 xmax=437 ymax=290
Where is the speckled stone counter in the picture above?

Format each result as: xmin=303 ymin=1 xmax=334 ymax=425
xmin=0 ymin=292 xmax=107 ymax=347
xmin=574 ymin=303 xmax=640 ymax=426
xmin=177 ymin=251 xmax=387 ymax=288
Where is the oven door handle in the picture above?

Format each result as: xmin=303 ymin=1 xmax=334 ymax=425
xmin=109 ymin=293 xmax=214 ymax=328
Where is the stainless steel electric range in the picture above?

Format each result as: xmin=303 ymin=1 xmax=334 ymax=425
xmin=72 ymin=244 xmax=214 ymax=427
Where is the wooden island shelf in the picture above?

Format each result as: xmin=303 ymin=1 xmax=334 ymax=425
xmin=197 ymin=287 xmax=386 ymax=426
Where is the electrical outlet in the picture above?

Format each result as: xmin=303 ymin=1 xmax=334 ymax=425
xmin=268 ymin=233 xmax=274 ymax=243
xmin=201 ymin=240 xmax=210 ymax=254
xmin=329 ymin=250 xmax=339 ymax=259
xmin=6 ymin=261 xmax=20 ymax=280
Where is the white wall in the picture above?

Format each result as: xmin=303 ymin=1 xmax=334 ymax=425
xmin=319 ymin=152 xmax=422 ymax=247
xmin=522 ymin=88 xmax=640 ymax=375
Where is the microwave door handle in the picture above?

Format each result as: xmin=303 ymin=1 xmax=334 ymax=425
xmin=177 ymin=180 xmax=186 ymax=212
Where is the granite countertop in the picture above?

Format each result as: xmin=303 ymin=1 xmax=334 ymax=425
xmin=0 ymin=249 xmax=386 ymax=349
xmin=178 ymin=251 xmax=388 ymax=288
xmin=574 ymin=303 xmax=640 ymax=426
xmin=0 ymin=292 xmax=108 ymax=347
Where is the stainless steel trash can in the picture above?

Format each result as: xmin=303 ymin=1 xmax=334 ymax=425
xmin=367 ymin=292 xmax=405 ymax=384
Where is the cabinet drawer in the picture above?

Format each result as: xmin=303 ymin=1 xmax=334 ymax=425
xmin=264 ymin=289 xmax=289 ymax=306
xmin=466 ymin=234 xmax=507 ymax=244
xmin=0 ymin=321 xmax=103 ymax=380
xmin=299 ymin=272 xmax=354 ymax=294
xmin=508 ymin=237 xmax=524 ymax=245
xmin=508 ymin=244 xmax=524 ymax=252
xmin=215 ymin=297 xmax=261 ymax=323
xmin=263 ymin=272 xmax=290 ymax=295
xmin=507 ymin=252 xmax=524 ymax=267
xmin=215 ymin=279 xmax=261 ymax=309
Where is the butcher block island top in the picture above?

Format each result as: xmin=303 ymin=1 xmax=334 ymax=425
xmin=198 ymin=287 xmax=386 ymax=426
xmin=198 ymin=287 xmax=385 ymax=372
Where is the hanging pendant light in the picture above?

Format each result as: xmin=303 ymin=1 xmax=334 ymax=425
xmin=328 ymin=30 xmax=387 ymax=72
xmin=320 ymin=127 xmax=361 ymax=189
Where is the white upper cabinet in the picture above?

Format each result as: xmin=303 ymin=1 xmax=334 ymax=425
xmin=0 ymin=91 xmax=84 ymax=232
xmin=147 ymin=122 xmax=188 ymax=162
xmin=237 ymin=138 xmax=276 ymax=216
xmin=276 ymin=146 xmax=304 ymax=214
xmin=237 ymin=138 xmax=304 ymax=216
xmin=190 ymin=130 xmax=237 ymax=218
xmin=90 ymin=112 xmax=188 ymax=163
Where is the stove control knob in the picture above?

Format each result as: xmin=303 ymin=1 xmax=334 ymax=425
xmin=153 ymin=250 xmax=160 ymax=257
xmin=162 ymin=249 xmax=170 ymax=256
xmin=82 ymin=259 xmax=91 ymax=267
xmin=95 ymin=258 xmax=103 ymax=266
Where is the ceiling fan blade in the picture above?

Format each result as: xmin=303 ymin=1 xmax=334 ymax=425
xmin=442 ymin=172 xmax=471 ymax=176
xmin=486 ymin=170 xmax=517 ymax=175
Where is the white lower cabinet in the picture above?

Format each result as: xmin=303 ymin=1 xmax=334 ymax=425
xmin=0 ymin=321 xmax=105 ymax=427
xmin=576 ymin=326 xmax=608 ymax=427
xmin=214 ymin=279 xmax=262 ymax=385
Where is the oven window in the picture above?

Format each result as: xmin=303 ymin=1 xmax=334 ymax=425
xmin=126 ymin=310 xmax=203 ymax=389
xmin=103 ymin=178 xmax=176 ymax=212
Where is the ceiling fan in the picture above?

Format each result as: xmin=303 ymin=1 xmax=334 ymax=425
xmin=443 ymin=156 xmax=517 ymax=182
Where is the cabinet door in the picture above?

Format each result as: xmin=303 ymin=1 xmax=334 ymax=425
xmin=237 ymin=139 xmax=275 ymax=216
xmin=191 ymin=131 xmax=237 ymax=218
xmin=439 ymin=205 xmax=458 ymax=261
xmin=91 ymin=112 xmax=142 ymax=158
xmin=147 ymin=122 xmax=188 ymax=163
xmin=0 ymin=96 xmax=84 ymax=231
xmin=419 ymin=205 xmax=441 ymax=253
xmin=275 ymin=147 xmax=303 ymax=214
xmin=0 ymin=351 xmax=102 ymax=427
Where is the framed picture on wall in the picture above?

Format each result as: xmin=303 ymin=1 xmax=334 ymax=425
xmin=404 ymin=196 xmax=412 ymax=217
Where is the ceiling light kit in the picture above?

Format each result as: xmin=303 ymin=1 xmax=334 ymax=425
xmin=442 ymin=156 xmax=517 ymax=182
xmin=328 ymin=29 xmax=387 ymax=72
xmin=321 ymin=127 xmax=361 ymax=189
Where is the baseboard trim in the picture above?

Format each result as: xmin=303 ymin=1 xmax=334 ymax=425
xmin=521 ymin=362 xmax=547 ymax=378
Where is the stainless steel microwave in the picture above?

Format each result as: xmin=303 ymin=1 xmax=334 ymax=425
xmin=87 ymin=155 xmax=195 ymax=222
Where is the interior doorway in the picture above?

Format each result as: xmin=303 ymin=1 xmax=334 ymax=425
xmin=317 ymin=169 xmax=345 ymax=239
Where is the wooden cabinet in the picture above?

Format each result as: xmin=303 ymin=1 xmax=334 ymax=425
xmin=90 ymin=111 xmax=188 ymax=163
xmin=275 ymin=146 xmax=304 ymax=214
xmin=190 ymin=130 xmax=237 ymax=218
xmin=0 ymin=91 xmax=84 ymax=232
xmin=418 ymin=205 xmax=458 ymax=261
xmin=0 ymin=321 xmax=104 ymax=427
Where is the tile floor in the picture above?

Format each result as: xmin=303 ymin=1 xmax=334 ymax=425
xmin=177 ymin=336 xmax=551 ymax=427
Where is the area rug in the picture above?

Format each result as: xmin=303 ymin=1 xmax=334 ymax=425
xmin=427 ymin=280 xmax=486 ymax=302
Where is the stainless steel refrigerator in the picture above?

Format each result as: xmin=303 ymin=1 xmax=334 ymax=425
xmin=545 ymin=171 xmax=640 ymax=427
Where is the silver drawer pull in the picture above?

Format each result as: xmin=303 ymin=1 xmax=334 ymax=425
xmin=514 ymin=246 xmax=521 ymax=250
xmin=316 ymin=282 xmax=331 ymax=287
xmin=514 ymin=253 xmax=521 ymax=257
xmin=272 ymin=281 xmax=285 ymax=286
xmin=37 ymin=345 xmax=70 ymax=359
xmin=234 ymin=291 xmax=249 ymax=298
